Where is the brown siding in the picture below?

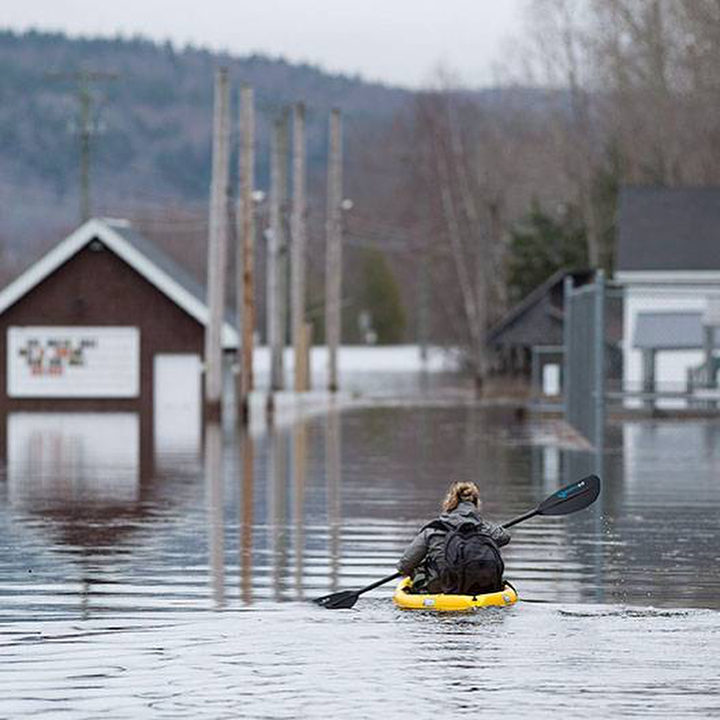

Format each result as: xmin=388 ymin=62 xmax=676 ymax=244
xmin=0 ymin=240 xmax=205 ymax=415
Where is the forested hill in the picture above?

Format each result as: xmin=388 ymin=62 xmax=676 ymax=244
xmin=0 ymin=29 xmax=411 ymax=249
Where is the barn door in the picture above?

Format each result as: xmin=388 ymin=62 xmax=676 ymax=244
xmin=153 ymin=354 xmax=201 ymax=456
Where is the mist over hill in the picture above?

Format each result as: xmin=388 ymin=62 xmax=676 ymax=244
xmin=0 ymin=29 xmax=411 ymax=251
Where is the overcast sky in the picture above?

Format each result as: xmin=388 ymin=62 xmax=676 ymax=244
xmin=3 ymin=0 xmax=525 ymax=88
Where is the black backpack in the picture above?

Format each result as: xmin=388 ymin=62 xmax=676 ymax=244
xmin=437 ymin=521 xmax=504 ymax=595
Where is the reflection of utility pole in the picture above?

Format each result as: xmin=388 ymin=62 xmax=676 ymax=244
xmin=269 ymin=427 xmax=289 ymax=601
xmin=292 ymin=420 xmax=307 ymax=599
xmin=47 ymin=70 xmax=118 ymax=223
xmin=204 ymin=422 xmax=225 ymax=608
xmin=239 ymin=429 xmax=255 ymax=604
xmin=326 ymin=407 xmax=342 ymax=593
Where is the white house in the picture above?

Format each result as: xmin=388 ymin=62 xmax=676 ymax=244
xmin=615 ymin=187 xmax=720 ymax=406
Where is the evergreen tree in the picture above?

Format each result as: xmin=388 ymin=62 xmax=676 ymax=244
xmin=506 ymin=201 xmax=588 ymax=304
xmin=359 ymin=249 xmax=406 ymax=344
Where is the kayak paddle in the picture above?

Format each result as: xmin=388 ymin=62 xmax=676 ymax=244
xmin=313 ymin=474 xmax=601 ymax=609
xmin=500 ymin=474 xmax=601 ymax=529
xmin=314 ymin=572 xmax=404 ymax=609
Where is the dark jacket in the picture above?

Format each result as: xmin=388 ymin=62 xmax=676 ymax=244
xmin=397 ymin=501 xmax=511 ymax=582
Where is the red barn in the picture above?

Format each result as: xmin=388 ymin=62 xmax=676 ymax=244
xmin=0 ymin=218 xmax=237 ymax=467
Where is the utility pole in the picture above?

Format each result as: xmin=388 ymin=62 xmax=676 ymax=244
xmin=267 ymin=112 xmax=289 ymax=398
xmin=47 ymin=70 xmax=118 ymax=223
xmin=325 ymin=108 xmax=343 ymax=393
xmin=291 ymin=103 xmax=308 ymax=392
xmin=204 ymin=67 xmax=231 ymax=420
xmin=237 ymin=85 xmax=256 ymax=424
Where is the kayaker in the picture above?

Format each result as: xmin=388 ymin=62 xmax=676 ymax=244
xmin=397 ymin=481 xmax=511 ymax=595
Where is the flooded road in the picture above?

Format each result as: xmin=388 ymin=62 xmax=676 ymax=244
xmin=1 ymin=397 xmax=719 ymax=717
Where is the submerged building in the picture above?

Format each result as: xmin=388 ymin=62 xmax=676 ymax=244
xmin=0 ymin=218 xmax=237 ymax=464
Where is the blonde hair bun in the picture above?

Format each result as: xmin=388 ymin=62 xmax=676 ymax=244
xmin=442 ymin=481 xmax=481 ymax=512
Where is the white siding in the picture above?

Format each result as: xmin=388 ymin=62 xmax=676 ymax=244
xmin=623 ymin=282 xmax=720 ymax=407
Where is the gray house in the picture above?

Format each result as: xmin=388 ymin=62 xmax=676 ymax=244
xmin=615 ymin=187 xmax=720 ymax=403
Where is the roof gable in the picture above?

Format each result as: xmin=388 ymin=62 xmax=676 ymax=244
xmin=0 ymin=219 xmax=238 ymax=349
xmin=487 ymin=269 xmax=592 ymax=346
xmin=617 ymin=186 xmax=720 ymax=272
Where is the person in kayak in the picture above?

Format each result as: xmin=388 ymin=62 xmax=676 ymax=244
xmin=397 ymin=481 xmax=511 ymax=595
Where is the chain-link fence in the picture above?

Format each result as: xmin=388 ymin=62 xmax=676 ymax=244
xmin=563 ymin=272 xmax=606 ymax=450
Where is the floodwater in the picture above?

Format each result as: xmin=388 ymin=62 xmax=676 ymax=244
xmin=1 ymin=373 xmax=719 ymax=717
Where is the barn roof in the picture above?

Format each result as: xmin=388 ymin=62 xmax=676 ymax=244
xmin=0 ymin=218 xmax=238 ymax=349
xmin=616 ymin=186 xmax=720 ymax=272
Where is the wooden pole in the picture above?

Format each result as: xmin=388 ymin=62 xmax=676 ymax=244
xmin=204 ymin=67 xmax=231 ymax=419
xmin=265 ymin=122 xmax=281 ymax=400
xmin=267 ymin=112 xmax=289 ymax=398
xmin=277 ymin=112 xmax=289 ymax=387
xmin=237 ymin=84 xmax=255 ymax=424
xmin=291 ymin=103 xmax=308 ymax=391
xmin=295 ymin=321 xmax=313 ymax=392
xmin=325 ymin=108 xmax=343 ymax=393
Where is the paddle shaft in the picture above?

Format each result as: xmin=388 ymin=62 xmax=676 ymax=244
xmin=501 ymin=508 xmax=538 ymax=529
xmin=355 ymin=571 xmax=403 ymax=597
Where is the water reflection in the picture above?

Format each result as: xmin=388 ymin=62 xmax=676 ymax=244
xmin=204 ymin=422 xmax=224 ymax=608
xmin=292 ymin=419 xmax=307 ymax=600
xmin=0 ymin=404 xmax=719 ymax=620
xmin=239 ymin=429 xmax=254 ymax=605
xmin=2 ymin=396 xmax=719 ymax=719
xmin=7 ymin=412 xmax=140 ymax=506
xmin=270 ymin=427 xmax=289 ymax=602
xmin=326 ymin=406 xmax=341 ymax=593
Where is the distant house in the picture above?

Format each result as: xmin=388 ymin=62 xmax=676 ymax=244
xmin=615 ymin=187 xmax=720 ymax=403
xmin=0 ymin=218 xmax=237 ymax=458
xmin=486 ymin=269 xmax=593 ymax=392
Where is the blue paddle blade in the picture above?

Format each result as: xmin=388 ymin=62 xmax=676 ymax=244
xmin=538 ymin=475 xmax=601 ymax=516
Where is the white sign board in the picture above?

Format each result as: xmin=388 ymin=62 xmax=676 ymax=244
xmin=7 ymin=326 xmax=140 ymax=398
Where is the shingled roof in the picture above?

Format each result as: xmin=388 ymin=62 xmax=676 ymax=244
xmin=0 ymin=218 xmax=238 ymax=349
xmin=486 ymin=269 xmax=593 ymax=348
xmin=616 ymin=186 xmax=720 ymax=272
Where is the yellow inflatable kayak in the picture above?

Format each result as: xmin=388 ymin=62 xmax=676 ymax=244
xmin=393 ymin=577 xmax=518 ymax=611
